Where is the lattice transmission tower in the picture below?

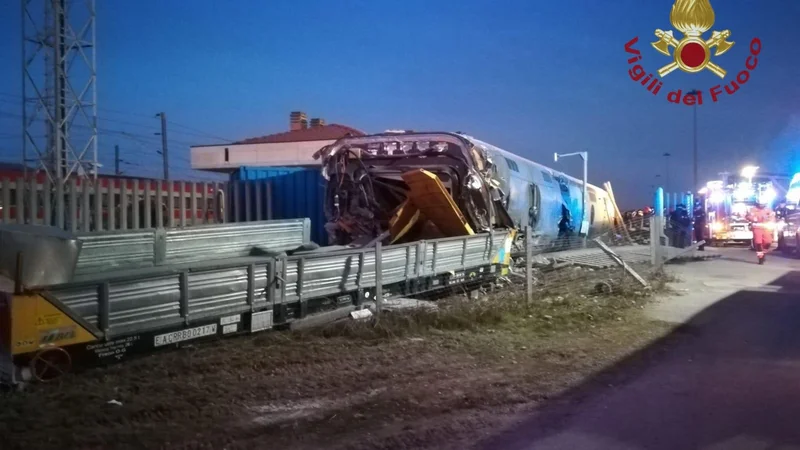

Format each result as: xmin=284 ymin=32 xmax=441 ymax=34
xmin=21 ymin=0 xmax=98 ymax=184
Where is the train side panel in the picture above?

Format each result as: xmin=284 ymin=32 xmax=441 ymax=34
xmin=468 ymin=136 xmax=613 ymax=246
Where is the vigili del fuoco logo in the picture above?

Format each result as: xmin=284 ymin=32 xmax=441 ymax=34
xmin=624 ymin=0 xmax=761 ymax=105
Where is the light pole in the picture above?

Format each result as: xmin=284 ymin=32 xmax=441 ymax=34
xmin=741 ymin=165 xmax=759 ymax=185
xmin=651 ymin=174 xmax=662 ymax=191
xmin=554 ymin=151 xmax=588 ymax=247
xmin=688 ymin=89 xmax=700 ymax=191
xmin=663 ymin=152 xmax=672 ymax=193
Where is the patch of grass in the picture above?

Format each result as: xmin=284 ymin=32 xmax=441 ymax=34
xmin=648 ymin=267 xmax=680 ymax=292
xmin=304 ymin=268 xmax=668 ymax=341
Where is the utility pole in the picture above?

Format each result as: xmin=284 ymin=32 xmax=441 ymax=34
xmin=689 ymin=89 xmax=700 ymax=192
xmin=155 ymin=112 xmax=169 ymax=180
xmin=114 ymin=145 xmax=120 ymax=175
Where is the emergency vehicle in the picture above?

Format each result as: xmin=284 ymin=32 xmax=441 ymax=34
xmin=776 ymin=172 xmax=800 ymax=255
xmin=697 ymin=169 xmax=780 ymax=247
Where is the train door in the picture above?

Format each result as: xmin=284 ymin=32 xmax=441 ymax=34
xmin=533 ymin=170 xmax=563 ymax=247
xmin=528 ymin=183 xmax=541 ymax=230
xmin=502 ymin=156 xmax=529 ymax=228
xmin=586 ymin=190 xmax=596 ymax=236
xmin=554 ymin=176 xmax=580 ymax=234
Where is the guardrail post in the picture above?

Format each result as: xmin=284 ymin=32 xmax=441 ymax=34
xmin=526 ymin=226 xmax=533 ymax=305
xmin=247 ymin=263 xmax=256 ymax=312
xmin=404 ymin=246 xmax=411 ymax=294
xmin=179 ymin=271 xmax=189 ymax=324
xmin=266 ymin=259 xmax=275 ymax=303
xmin=431 ymin=241 xmax=438 ymax=274
xmin=297 ymin=258 xmax=306 ymax=318
xmin=375 ymin=241 xmax=383 ymax=313
xmin=489 ymin=231 xmax=495 ymax=293
xmin=356 ymin=251 xmax=365 ymax=305
xmin=154 ymin=228 xmax=167 ymax=266
xmin=280 ymin=256 xmax=288 ymax=316
xmin=461 ymin=237 xmax=468 ymax=270
xmin=98 ymin=281 xmax=110 ymax=334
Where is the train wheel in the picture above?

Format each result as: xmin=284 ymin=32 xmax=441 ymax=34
xmin=29 ymin=347 xmax=72 ymax=382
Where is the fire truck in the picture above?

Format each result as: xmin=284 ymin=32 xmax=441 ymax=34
xmin=697 ymin=167 xmax=783 ymax=247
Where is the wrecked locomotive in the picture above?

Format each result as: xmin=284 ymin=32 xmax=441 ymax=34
xmin=313 ymin=132 xmax=614 ymax=249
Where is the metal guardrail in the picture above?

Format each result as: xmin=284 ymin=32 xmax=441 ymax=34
xmin=75 ymin=229 xmax=156 ymax=275
xmin=164 ymin=219 xmax=311 ymax=265
xmin=73 ymin=219 xmax=311 ymax=278
xmin=44 ymin=230 xmax=511 ymax=339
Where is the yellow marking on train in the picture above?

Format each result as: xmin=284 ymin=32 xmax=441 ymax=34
xmin=11 ymin=293 xmax=96 ymax=355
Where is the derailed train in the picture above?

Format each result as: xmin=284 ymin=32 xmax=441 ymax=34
xmin=314 ymin=131 xmax=616 ymax=249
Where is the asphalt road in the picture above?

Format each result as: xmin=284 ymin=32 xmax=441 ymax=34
xmin=480 ymin=247 xmax=800 ymax=450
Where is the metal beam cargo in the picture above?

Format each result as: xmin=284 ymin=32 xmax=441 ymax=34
xmin=0 ymin=221 xmax=514 ymax=384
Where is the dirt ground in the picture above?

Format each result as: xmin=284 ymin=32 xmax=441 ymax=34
xmin=0 ymin=269 xmax=675 ymax=450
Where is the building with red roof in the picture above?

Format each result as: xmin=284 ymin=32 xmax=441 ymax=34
xmin=190 ymin=111 xmax=365 ymax=172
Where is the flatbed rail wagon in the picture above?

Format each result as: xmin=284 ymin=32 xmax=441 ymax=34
xmin=0 ymin=219 xmax=513 ymax=383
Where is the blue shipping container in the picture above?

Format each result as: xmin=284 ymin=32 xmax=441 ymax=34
xmin=232 ymin=166 xmax=328 ymax=245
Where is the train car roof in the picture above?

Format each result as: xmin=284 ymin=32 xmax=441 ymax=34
xmin=455 ymin=133 xmax=605 ymax=192
xmin=327 ymin=131 xmax=607 ymax=194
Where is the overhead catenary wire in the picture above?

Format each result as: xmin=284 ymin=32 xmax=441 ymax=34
xmin=0 ymin=91 xmax=233 ymax=143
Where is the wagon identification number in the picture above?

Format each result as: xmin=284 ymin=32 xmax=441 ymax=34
xmin=154 ymin=324 xmax=217 ymax=347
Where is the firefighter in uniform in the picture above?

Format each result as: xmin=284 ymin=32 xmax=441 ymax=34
xmin=746 ymin=202 xmax=776 ymax=265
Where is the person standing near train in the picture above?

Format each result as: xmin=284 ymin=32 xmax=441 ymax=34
xmin=746 ymin=201 xmax=776 ymax=265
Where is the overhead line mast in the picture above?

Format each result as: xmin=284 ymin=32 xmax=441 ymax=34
xmin=22 ymin=0 xmax=98 ymax=184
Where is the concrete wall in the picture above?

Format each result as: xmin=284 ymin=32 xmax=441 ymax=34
xmin=191 ymin=139 xmax=335 ymax=170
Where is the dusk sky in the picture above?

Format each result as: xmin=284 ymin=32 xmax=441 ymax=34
xmin=0 ymin=0 xmax=798 ymax=207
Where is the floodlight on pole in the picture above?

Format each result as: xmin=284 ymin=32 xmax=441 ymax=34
xmin=741 ymin=165 xmax=759 ymax=181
